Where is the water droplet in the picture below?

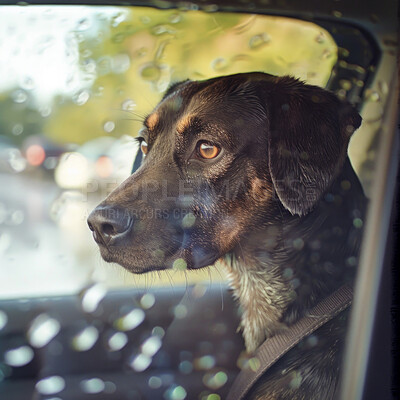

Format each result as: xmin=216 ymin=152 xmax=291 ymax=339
xmin=111 ymin=12 xmax=126 ymax=27
xmin=289 ymin=370 xmax=303 ymax=389
xmin=36 ymin=376 xmax=65 ymax=395
xmin=194 ymin=355 xmax=215 ymax=370
xmin=365 ymin=89 xmax=380 ymax=102
xmin=130 ymin=353 xmax=152 ymax=372
xmin=249 ymin=33 xmax=270 ymax=49
xmin=73 ymin=90 xmax=90 ymax=105
xmin=173 ymin=304 xmax=187 ymax=319
xmin=293 ymin=238 xmax=304 ymax=250
xmin=169 ymin=13 xmax=182 ymax=23
xmin=152 ymin=326 xmax=165 ymax=338
xmin=148 ymin=376 xmax=162 ymax=389
xmin=172 ymin=258 xmax=187 ymax=271
xmin=28 ymin=314 xmax=60 ymax=348
xmin=71 ymin=326 xmax=99 ymax=351
xmin=211 ymin=57 xmax=229 ymax=72
xmin=107 ymin=332 xmax=128 ymax=351
xmin=20 ymin=76 xmax=35 ymax=90
xmin=12 ymin=123 xmax=24 ymax=136
xmin=112 ymin=54 xmax=130 ymax=74
xmin=4 ymin=346 xmax=34 ymax=367
xmin=8 ymin=149 xmax=27 ymax=172
xmin=0 ymin=233 xmax=11 ymax=254
xmin=322 ymin=49 xmax=332 ymax=59
xmin=306 ymin=335 xmax=318 ymax=347
xmin=182 ymin=212 xmax=196 ymax=229
xmin=140 ymin=63 xmax=161 ymax=81
xmin=80 ymin=284 xmax=107 ymax=313
xmin=141 ymin=335 xmax=162 ymax=357
xmin=203 ymin=371 xmax=228 ymax=390
xmin=0 ymin=310 xmax=8 ymax=330
xmin=103 ymin=121 xmax=115 ymax=133
xmin=339 ymin=79 xmax=352 ymax=91
xmin=122 ymin=99 xmax=136 ymax=111
xmin=80 ymin=377 xmax=105 ymax=394
xmin=10 ymin=210 xmax=24 ymax=225
xmin=315 ymin=32 xmax=325 ymax=43
xmin=140 ymin=293 xmax=155 ymax=309
xmin=179 ymin=360 xmax=193 ymax=374
xmin=77 ymin=18 xmax=90 ymax=31
xmin=12 ymin=89 xmax=28 ymax=104
xmin=114 ymin=308 xmax=145 ymax=331
xmin=164 ymin=385 xmax=187 ymax=400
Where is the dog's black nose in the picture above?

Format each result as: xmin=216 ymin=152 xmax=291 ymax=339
xmin=87 ymin=206 xmax=132 ymax=245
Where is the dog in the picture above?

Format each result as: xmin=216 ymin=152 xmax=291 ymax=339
xmin=88 ymin=72 xmax=366 ymax=399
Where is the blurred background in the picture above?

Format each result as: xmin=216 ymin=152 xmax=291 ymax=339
xmin=0 ymin=5 xmax=338 ymax=298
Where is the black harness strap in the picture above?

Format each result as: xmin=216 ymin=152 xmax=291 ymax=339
xmin=227 ymin=284 xmax=353 ymax=400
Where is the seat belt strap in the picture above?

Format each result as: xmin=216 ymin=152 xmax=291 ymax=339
xmin=227 ymin=284 xmax=353 ymax=400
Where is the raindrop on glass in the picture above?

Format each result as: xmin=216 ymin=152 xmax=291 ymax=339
xmin=249 ymin=33 xmax=270 ymax=49
xmin=103 ymin=121 xmax=115 ymax=133
xmin=148 ymin=376 xmax=162 ymax=389
xmin=203 ymin=371 xmax=228 ymax=390
xmin=77 ymin=18 xmax=91 ymax=31
xmin=12 ymin=89 xmax=28 ymax=104
xmin=73 ymin=90 xmax=90 ymax=105
xmin=169 ymin=13 xmax=182 ymax=23
xmin=80 ymin=377 xmax=105 ymax=394
xmin=114 ymin=308 xmax=145 ymax=331
xmin=4 ymin=346 xmax=34 ymax=367
xmin=140 ymin=293 xmax=155 ymax=309
xmin=164 ymin=385 xmax=187 ymax=400
xmin=211 ymin=57 xmax=229 ymax=72
xmin=0 ymin=310 xmax=8 ymax=330
xmin=0 ymin=233 xmax=11 ymax=254
xmin=107 ymin=332 xmax=128 ymax=351
xmin=20 ymin=76 xmax=35 ymax=90
xmin=121 ymin=99 xmax=136 ymax=112
xmin=71 ymin=326 xmax=99 ymax=351
xmin=140 ymin=63 xmax=161 ymax=81
xmin=80 ymin=284 xmax=107 ymax=313
xmin=12 ymin=123 xmax=24 ymax=136
xmin=28 ymin=314 xmax=60 ymax=348
xmin=141 ymin=335 xmax=162 ymax=357
xmin=36 ymin=376 xmax=65 ymax=395
xmin=130 ymin=353 xmax=152 ymax=372
xmin=10 ymin=210 xmax=24 ymax=225
xmin=365 ymin=89 xmax=380 ymax=102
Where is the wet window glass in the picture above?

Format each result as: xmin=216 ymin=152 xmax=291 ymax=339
xmin=0 ymin=5 xmax=339 ymax=298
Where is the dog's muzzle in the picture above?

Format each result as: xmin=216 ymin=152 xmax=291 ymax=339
xmin=87 ymin=206 xmax=133 ymax=246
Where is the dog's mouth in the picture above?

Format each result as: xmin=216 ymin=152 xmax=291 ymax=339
xmin=88 ymin=210 xmax=220 ymax=273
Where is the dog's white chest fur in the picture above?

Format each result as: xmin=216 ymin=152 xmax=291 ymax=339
xmin=221 ymin=254 xmax=293 ymax=352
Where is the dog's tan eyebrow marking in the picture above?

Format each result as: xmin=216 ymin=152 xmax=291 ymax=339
xmin=176 ymin=114 xmax=196 ymax=134
xmin=145 ymin=112 xmax=159 ymax=131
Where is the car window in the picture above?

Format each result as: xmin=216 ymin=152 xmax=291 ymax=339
xmin=0 ymin=5 xmax=340 ymax=298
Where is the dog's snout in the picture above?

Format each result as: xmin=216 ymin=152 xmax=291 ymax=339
xmin=87 ymin=206 xmax=132 ymax=245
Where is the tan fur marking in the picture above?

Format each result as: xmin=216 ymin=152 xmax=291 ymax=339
xmin=147 ymin=113 xmax=159 ymax=130
xmin=176 ymin=114 xmax=194 ymax=134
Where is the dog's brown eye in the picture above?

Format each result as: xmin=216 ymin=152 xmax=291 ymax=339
xmin=140 ymin=141 xmax=148 ymax=155
xmin=198 ymin=142 xmax=220 ymax=159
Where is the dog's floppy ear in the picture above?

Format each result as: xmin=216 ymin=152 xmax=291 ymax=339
xmin=263 ymin=76 xmax=361 ymax=216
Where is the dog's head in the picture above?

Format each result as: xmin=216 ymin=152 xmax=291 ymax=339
xmin=88 ymin=72 xmax=361 ymax=273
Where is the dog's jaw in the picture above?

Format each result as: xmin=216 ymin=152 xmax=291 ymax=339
xmin=221 ymin=253 xmax=294 ymax=353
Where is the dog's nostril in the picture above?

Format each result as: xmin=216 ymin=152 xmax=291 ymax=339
xmin=102 ymin=223 xmax=116 ymax=236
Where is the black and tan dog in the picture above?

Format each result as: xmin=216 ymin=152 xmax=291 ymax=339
xmin=88 ymin=72 xmax=366 ymax=399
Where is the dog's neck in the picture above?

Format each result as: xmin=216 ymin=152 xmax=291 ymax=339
xmin=221 ymin=159 xmax=366 ymax=352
